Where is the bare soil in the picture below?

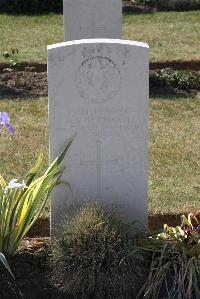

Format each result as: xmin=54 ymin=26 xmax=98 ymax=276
xmin=1 ymin=60 xmax=200 ymax=73
xmin=0 ymin=69 xmax=47 ymax=98
xmin=0 ymin=238 xmax=69 ymax=299
xmin=0 ymin=61 xmax=199 ymax=99
xmin=27 ymin=213 xmax=186 ymax=238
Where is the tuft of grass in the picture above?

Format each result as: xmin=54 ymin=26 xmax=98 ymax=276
xmin=50 ymin=202 xmax=145 ymax=298
xmin=0 ymin=11 xmax=199 ymax=63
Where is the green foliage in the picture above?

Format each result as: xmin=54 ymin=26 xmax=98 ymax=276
xmin=2 ymin=48 xmax=19 ymax=71
xmin=157 ymin=0 xmax=200 ymax=11
xmin=2 ymin=0 xmax=62 ymax=14
xmin=0 ymin=252 xmax=14 ymax=277
xmin=51 ymin=202 xmax=146 ymax=298
xmin=0 ymin=137 xmax=73 ymax=256
xmin=135 ymin=0 xmax=200 ymax=11
xmin=137 ymin=213 xmax=200 ymax=298
xmin=150 ymin=69 xmax=200 ymax=91
xmin=134 ymin=0 xmax=156 ymax=6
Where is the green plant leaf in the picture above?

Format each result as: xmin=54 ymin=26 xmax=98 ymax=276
xmin=0 ymin=252 xmax=14 ymax=278
xmin=0 ymin=137 xmax=74 ymax=256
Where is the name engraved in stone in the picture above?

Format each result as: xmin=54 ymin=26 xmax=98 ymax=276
xmin=59 ymin=106 xmax=138 ymax=137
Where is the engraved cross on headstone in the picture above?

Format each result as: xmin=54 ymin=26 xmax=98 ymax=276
xmin=80 ymin=141 xmax=118 ymax=199
xmin=80 ymin=13 xmax=105 ymax=38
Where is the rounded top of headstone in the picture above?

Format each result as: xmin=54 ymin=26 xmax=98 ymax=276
xmin=47 ymin=39 xmax=149 ymax=50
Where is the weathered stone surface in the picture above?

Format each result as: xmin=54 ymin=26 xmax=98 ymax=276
xmin=63 ymin=0 xmax=122 ymax=41
xmin=48 ymin=39 xmax=149 ymax=232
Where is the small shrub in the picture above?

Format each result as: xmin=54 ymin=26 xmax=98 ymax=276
xmin=150 ymin=69 xmax=200 ymax=91
xmin=51 ymin=202 xmax=147 ymax=298
xmin=137 ymin=212 xmax=200 ymax=298
xmin=2 ymin=48 xmax=19 ymax=72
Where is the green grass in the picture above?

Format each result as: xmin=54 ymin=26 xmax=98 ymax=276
xmin=149 ymin=97 xmax=200 ymax=214
xmin=0 ymin=98 xmax=48 ymax=178
xmin=0 ymin=14 xmax=63 ymax=63
xmin=0 ymin=96 xmax=200 ymax=215
xmin=123 ymin=11 xmax=200 ymax=62
xmin=0 ymin=11 xmax=199 ymax=63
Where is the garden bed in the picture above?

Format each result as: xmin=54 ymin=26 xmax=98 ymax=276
xmin=27 ymin=213 xmax=192 ymax=237
xmin=0 ymin=238 xmax=67 ymax=299
xmin=0 ymin=63 xmax=199 ymax=98
xmin=2 ymin=211 xmax=200 ymax=299
xmin=1 ymin=60 xmax=200 ymax=73
xmin=123 ymin=0 xmax=200 ymax=12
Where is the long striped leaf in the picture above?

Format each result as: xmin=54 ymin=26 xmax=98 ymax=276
xmin=0 ymin=137 xmax=73 ymax=255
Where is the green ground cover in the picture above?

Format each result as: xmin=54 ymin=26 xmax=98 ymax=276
xmin=149 ymin=97 xmax=200 ymax=214
xmin=0 ymin=11 xmax=199 ymax=63
xmin=123 ymin=11 xmax=200 ymax=62
xmin=0 ymin=96 xmax=199 ymax=215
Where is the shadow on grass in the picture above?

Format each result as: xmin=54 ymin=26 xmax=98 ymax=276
xmin=150 ymin=86 xmax=199 ymax=100
xmin=1 ymin=84 xmax=198 ymax=101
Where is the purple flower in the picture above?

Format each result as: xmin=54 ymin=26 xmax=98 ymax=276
xmin=0 ymin=112 xmax=14 ymax=134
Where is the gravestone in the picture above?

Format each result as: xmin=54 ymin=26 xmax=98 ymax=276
xmin=48 ymin=39 xmax=149 ymax=233
xmin=63 ymin=0 xmax=122 ymax=41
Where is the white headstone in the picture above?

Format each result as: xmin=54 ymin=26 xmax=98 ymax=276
xmin=48 ymin=39 xmax=149 ymax=232
xmin=63 ymin=0 xmax=122 ymax=41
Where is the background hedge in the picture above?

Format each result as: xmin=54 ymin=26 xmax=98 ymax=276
xmin=136 ymin=0 xmax=200 ymax=11
xmin=1 ymin=0 xmax=200 ymax=14
xmin=1 ymin=0 xmax=63 ymax=14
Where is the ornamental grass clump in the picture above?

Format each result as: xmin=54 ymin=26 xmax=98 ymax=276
xmin=0 ymin=137 xmax=73 ymax=256
xmin=137 ymin=212 xmax=200 ymax=299
xmin=51 ymin=203 xmax=146 ymax=299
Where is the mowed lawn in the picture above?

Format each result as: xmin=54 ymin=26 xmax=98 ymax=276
xmin=0 ymin=97 xmax=199 ymax=215
xmin=0 ymin=11 xmax=199 ymax=63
